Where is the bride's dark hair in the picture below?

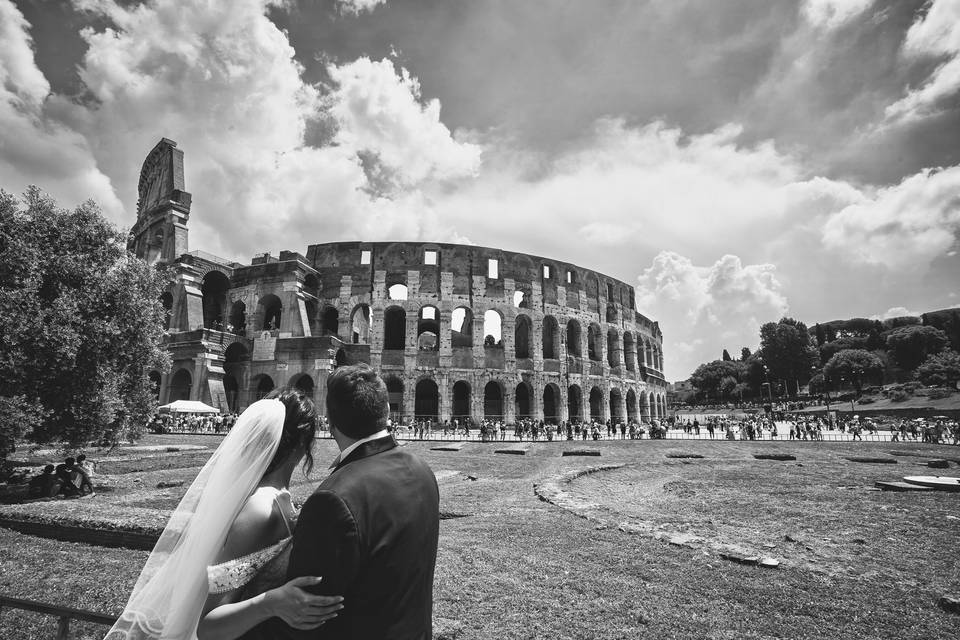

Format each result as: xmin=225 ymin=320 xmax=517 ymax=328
xmin=264 ymin=388 xmax=319 ymax=475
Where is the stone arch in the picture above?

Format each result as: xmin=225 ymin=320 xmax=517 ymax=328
xmin=514 ymin=313 xmax=533 ymax=359
xmin=383 ymin=305 xmax=406 ymax=350
xmin=639 ymin=391 xmax=650 ymax=420
xmin=567 ymin=384 xmax=583 ymax=422
xmin=610 ymin=388 xmax=624 ymax=421
xmin=605 ymin=303 xmax=618 ymax=324
xmin=515 ymin=381 xmax=532 ymax=419
xmin=335 ymin=348 xmax=347 ymax=367
xmin=452 ymin=380 xmax=471 ymax=421
xmin=350 ymin=304 xmax=370 ymax=344
xmin=321 ymin=306 xmax=339 ymax=336
xmin=623 ymin=332 xmax=636 ymax=372
xmin=251 ymin=373 xmax=275 ymax=400
xmin=589 ymin=386 xmax=603 ymax=422
xmin=542 ymin=315 xmax=559 ymax=359
xmin=202 ymin=271 xmax=230 ymax=329
xmin=543 ymin=383 xmax=560 ymax=424
xmin=168 ymin=368 xmax=192 ymax=402
xmin=414 ymin=378 xmax=439 ymax=420
xmin=451 ymin=306 xmax=473 ymax=347
xmin=607 ymin=328 xmax=620 ymax=367
xmin=258 ymin=294 xmax=282 ymax=331
xmin=484 ymin=380 xmax=504 ymax=419
xmin=587 ymin=322 xmax=603 ymax=362
xmin=289 ymin=373 xmax=315 ymax=399
xmin=483 ymin=309 xmax=503 ymax=347
xmin=229 ymin=300 xmax=246 ymax=335
xmin=223 ymin=374 xmax=239 ymax=412
xmin=384 ymin=376 xmax=404 ymax=417
xmin=644 ymin=340 xmax=653 ymax=367
xmin=626 ymin=389 xmax=638 ymax=422
xmin=387 ymin=283 xmax=408 ymax=301
xmin=648 ymin=391 xmax=657 ymax=419
xmin=417 ymin=305 xmax=440 ymax=351
xmin=566 ymin=319 xmax=582 ymax=357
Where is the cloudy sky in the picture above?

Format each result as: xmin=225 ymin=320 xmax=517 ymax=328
xmin=4 ymin=0 xmax=960 ymax=380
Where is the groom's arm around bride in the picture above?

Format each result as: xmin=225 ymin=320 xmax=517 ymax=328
xmin=278 ymin=364 xmax=440 ymax=640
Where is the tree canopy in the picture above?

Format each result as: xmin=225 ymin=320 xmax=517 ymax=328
xmin=0 ymin=188 xmax=170 ymax=458
xmin=690 ymin=359 xmax=746 ymax=399
xmin=914 ymin=350 xmax=960 ymax=388
xmin=823 ymin=349 xmax=885 ymax=393
xmin=758 ymin=318 xmax=819 ymax=396
xmin=885 ymin=325 xmax=949 ymax=370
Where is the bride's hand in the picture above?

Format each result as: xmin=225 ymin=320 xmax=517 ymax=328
xmin=264 ymin=576 xmax=344 ymax=630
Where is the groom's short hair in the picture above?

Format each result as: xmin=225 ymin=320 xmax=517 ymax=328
xmin=326 ymin=363 xmax=389 ymax=439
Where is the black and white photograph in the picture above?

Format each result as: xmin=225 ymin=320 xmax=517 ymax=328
xmin=1 ymin=0 xmax=960 ymax=638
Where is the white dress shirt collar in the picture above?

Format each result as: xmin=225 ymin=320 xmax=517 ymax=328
xmin=329 ymin=429 xmax=391 ymax=469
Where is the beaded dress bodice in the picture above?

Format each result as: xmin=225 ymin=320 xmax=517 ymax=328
xmin=206 ymin=488 xmax=296 ymax=596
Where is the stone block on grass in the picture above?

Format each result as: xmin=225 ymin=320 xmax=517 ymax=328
xmin=753 ymin=454 xmax=796 ymax=461
xmin=928 ymin=459 xmax=950 ymax=469
xmin=562 ymin=449 xmax=600 ymax=457
xmin=875 ymin=481 xmax=933 ymax=492
xmin=667 ymin=453 xmax=704 ymax=459
xmin=431 ymin=441 xmax=468 ymax=452
xmin=846 ymin=457 xmax=898 ymax=464
xmin=495 ymin=446 xmax=528 ymax=455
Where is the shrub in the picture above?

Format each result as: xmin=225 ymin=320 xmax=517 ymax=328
xmin=890 ymin=389 xmax=910 ymax=402
xmin=927 ymin=388 xmax=953 ymax=400
xmin=858 ymin=397 xmax=875 ymax=404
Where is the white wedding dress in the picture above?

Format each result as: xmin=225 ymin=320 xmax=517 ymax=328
xmin=105 ymin=399 xmax=289 ymax=640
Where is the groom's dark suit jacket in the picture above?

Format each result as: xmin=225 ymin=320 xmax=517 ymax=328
xmin=275 ymin=435 xmax=439 ymax=640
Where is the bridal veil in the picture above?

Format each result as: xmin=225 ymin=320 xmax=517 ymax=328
xmin=105 ymin=398 xmax=286 ymax=640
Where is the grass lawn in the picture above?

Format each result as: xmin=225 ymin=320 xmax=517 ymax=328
xmin=1 ymin=438 xmax=959 ymax=639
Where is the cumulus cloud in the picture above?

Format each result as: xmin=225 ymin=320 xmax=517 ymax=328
xmin=14 ymin=0 xmax=479 ymax=259
xmin=635 ymin=252 xmax=789 ymax=380
xmin=885 ymin=0 xmax=960 ymax=122
xmin=871 ymin=306 xmax=921 ymax=320
xmin=0 ymin=0 xmax=121 ymax=214
xmin=336 ymin=0 xmax=387 ymax=15
xmin=821 ymin=166 xmax=960 ymax=268
xmin=802 ymin=0 xmax=874 ymax=30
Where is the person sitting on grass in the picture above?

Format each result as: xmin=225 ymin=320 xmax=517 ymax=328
xmin=55 ymin=458 xmax=81 ymax=497
xmin=28 ymin=464 xmax=61 ymax=498
xmin=75 ymin=454 xmax=95 ymax=495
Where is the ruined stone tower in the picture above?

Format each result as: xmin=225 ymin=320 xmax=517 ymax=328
xmin=128 ymin=138 xmax=192 ymax=265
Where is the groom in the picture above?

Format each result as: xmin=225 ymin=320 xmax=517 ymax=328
xmin=279 ymin=363 xmax=440 ymax=639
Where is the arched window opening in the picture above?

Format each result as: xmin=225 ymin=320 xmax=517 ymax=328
xmin=542 ymin=316 xmax=559 ymax=359
xmin=351 ymin=304 xmax=370 ymax=344
xmin=169 ymin=369 xmax=192 ymax=402
xmin=303 ymin=274 xmax=320 ymax=298
xmin=514 ymin=314 xmax=532 ymax=359
xmin=224 ymin=342 xmax=249 ymax=364
xmin=606 ymin=303 xmax=618 ymax=324
xmin=160 ymin=292 xmax=173 ymax=330
xmin=543 ymin=385 xmax=559 ymax=424
xmin=383 ymin=306 xmax=406 ymax=350
xmin=515 ymin=383 xmax=532 ymax=419
xmin=607 ymin=328 xmax=620 ymax=367
xmin=484 ymin=382 xmax=503 ymax=420
xmin=589 ymin=387 xmax=603 ymax=422
xmin=451 ymin=307 xmax=473 ymax=347
xmin=388 ymin=283 xmax=408 ymax=300
xmin=417 ymin=306 xmax=440 ymax=351
xmin=626 ymin=389 xmax=638 ymax=422
xmin=335 ymin=349 xmax=347 ymax=367
xmin=567 ymin=385 xmax=582 ymax=422
xmin=483 ymin=310 xmax=502 ymax=347
xmin=148 ymin=371 xmax=162 ymax=401
xmin=566 ymin=320 xmax=582 ymax=357
xmin=259 ymin=294 xmax=282 ymax=331
xmin=513 ymin=290 xmax=530 ymax=309
xmin=610 ymin=389 xmax=623 ymax=421
xmin=587 ymin=323 xmax=602 ymax=362
xmin=414 ymin=379 xmax=439 ymax=421
xmin=322 ymin=307 xmax=339 ymax=336
xmin=254 ymin=374 xmax=275 ymax=400
xmin=292 ymin=374 xmax=315 ymax=398
xmin=648 ymin=392 xmax=657 ymax=419
xmin=229 ymin=300 xmax=246 ymax=335
xmin=645 ymin=342 xmax=653 ymax=367
xmin=452 ymin=381 xmax=471 ymax=421
xmin=223 ymin=374 xmax=239 ymax=412
xmin=624 ymin=332 xmax=636 ymax=372
xmin=202 ymin=271 xmax=230 ymax=330
xmin=385 ymin=377 xmax=404 ymax=417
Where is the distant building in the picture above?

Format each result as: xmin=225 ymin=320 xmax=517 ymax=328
xmin=132 ymin=139 xmax=668 ymax=422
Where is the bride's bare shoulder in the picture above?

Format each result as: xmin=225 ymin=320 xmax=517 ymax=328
xmin=219 ymin=488 xmax=283 ymax=560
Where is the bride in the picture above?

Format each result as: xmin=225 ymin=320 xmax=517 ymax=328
xmin=105 ymin=390 xmax=343 ymax=640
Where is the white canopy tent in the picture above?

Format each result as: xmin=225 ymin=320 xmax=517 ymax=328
xmin=157 ymin=400 xmax=220 ymax=414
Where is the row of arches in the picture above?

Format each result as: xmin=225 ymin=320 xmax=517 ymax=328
xmin=190 ymin=273 xmax=663 ymax=372
xmin=157 ymin=367 xmax=318 ymax=413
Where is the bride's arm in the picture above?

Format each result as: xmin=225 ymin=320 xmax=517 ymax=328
xmin=196 ymin=492 xmax=343 ymax=640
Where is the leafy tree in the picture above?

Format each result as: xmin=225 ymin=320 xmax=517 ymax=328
xmin=843 ymin=317 xmax=876 ymax=335
xmin=689 ymin=360 xmax=746 ymax=399
xmin=814 ymin=323 xmax=825 ymax=347
xmin=914 ymin=350 xmax=960 ymax=388
xmin=0 ymin=188 xmax=170 ymax=459
xmin=885 ymin=325 xmax=949 ymax=370
xmin=758 ymin=318 xmax=819 ymax=397
xmin=718 ymin=375 xmax=737 ymax=398
xmin=823 ymin=349 xmax=885 ymax=395
xmin=722 ymin=349 xmax=732 ymax=362
xmin=740 ymin=347 xmax=752 ymax=361
xmin=819 ymin=336 xmax=869 ymax=363
xmin=866 ymin=320 xmax=885 ymax=350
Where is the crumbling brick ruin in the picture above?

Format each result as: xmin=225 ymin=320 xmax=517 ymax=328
xmin=134 ymin=139 xmax=667 ymax=423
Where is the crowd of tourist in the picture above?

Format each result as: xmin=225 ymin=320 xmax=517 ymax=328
xmin=149 ymin=412 xmax=239 ymax=434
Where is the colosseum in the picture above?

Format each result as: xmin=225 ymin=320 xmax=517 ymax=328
xmin=133 ymin=139 xmax=667 ymax=425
